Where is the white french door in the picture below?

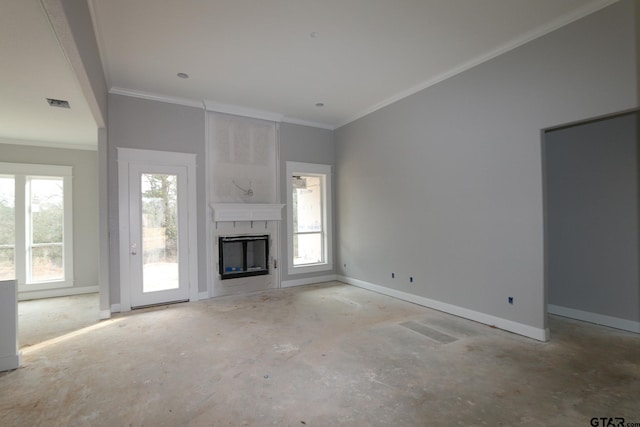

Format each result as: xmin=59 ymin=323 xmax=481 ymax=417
xmin=118 ymin=149 xmax=198 ymax=311
xmin=129 ymin=164 xmax=188 ymax=307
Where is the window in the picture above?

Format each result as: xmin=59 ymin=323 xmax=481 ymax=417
xmin=286 ymin=162 xmax=332 ymax=275
xmin=28 ymin=177 xmax=65 ymax=283
xmin=0 ymin=176 xmax=15 ymax=281
xmin=0 ymin=163 xmax=73 ymax=289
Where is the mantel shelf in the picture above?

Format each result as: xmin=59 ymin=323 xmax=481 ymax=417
xmin=210 ymin=203 xmax=284 ymax=222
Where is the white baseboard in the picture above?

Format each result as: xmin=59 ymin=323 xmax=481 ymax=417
xmin=548 ymin=304 xmax=640 ymax=333
xmin=99 ymin=310 xmax=111 ymax=320
xmin=0 ymin=353 xmax=20 ymax=372
xmin=337 ymin=275 xmax=549 ymax=342
xmin=110 ymin=303 xmax=121 ymax=313
xmin=18 ymin=285 xmax=99 ymax=301
xmin=198 ymin=291 xmax=209 ymax=300
xmin=281 ymin=274 xmax=338 ymax=288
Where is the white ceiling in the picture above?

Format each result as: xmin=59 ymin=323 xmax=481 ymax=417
xmin=0 ymin=0 xmax=97 ymax=149
xmin=0 ymin=0 xmax=617 ymax=149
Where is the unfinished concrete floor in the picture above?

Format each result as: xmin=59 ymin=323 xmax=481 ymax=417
xmin=1 ymin=282 xmax=639 ymax=426
xmin=18 ymin=293 xmax=99 ymax=349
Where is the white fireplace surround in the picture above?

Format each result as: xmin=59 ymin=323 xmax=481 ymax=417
xmin=209 ymin=203 xmax=283 ymax=298
xmin=210 ymin=203 xmax=285 ymax=223
xmin=206 ymin=113 xmax=282 ymax=297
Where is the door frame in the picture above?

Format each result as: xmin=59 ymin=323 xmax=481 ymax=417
xmin=117 ymin=148 xmax=198 ymax=312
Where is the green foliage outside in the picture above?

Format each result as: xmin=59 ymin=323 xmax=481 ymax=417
xmin=0 ymin=178 xmax=15 ymax=279
xmin=0 ymin=202 xmax=14 ymax=246
xmin=0 ymin=177 xmax=64 ymax=280
xmin=142 ymin=174 xmax=178 ymax=259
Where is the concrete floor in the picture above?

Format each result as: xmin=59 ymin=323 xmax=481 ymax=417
xmin=18 ymin=293 xmax=99 ymax=349
xmin=1 ymin=282 xmax=639 ymax=426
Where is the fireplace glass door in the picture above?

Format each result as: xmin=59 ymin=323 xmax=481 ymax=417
xmin=219 ymin=235 xmax=269 ymax=280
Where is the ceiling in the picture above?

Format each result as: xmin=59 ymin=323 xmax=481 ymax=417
xmin=0 ymin=0 xmax=97 ymax=149
xmin=0 ymin=0 xmax=617 ymax=149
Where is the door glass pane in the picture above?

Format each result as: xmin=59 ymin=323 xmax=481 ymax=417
xmin=141 ymin=173 xmax=179 ymax=292
xmin=29 ymin=178 xmax=64 ymax=282
xmin=292 ymin=175 xmax=322 ymax=232
xmin=0 ymin=177 xmax=15 ymax=280
xmin=293 ymin=232 xmax=323 ymax=265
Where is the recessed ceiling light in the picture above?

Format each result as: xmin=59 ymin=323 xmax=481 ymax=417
xmin=177 ymin=72 xmax=189 ymax=79
xmin=315 ymin=102 xmax=324 ymax=107
xmin=46 ymin=98 xmax=70 ymax=108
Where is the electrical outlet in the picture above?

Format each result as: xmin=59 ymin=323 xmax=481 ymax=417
xmin=508 ymin=297 xmax=514 ymax=304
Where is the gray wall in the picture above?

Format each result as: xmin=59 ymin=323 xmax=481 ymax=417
xmin=637 ymin=1 xmax=640 ymax=105
xmin=279 ymin=123 xmax=336 ymax=283
xmin=58 ymin=0 xmax=108 ymax=126
xmin=545 ymin=112 xmax=639 ymax=322
xmin=334 ymin=0 xmax=638 ymax=333
xmin=0 ymin=142 xmax=99 ymax=290
xmin=108 ymin=94 xmax=206 ymax=304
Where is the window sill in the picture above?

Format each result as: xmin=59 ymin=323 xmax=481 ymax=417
xmin=287 ymin=263 xmax=333 ymax=276
xmin=19 ymin=279 xmax=74 ymax=292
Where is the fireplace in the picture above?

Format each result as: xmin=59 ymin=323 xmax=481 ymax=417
xmin=219 ymin=235 xmax=269 ymax=280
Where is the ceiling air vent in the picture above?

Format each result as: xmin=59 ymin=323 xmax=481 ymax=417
xmin=46 ymin=98 xmax=70 ymax=108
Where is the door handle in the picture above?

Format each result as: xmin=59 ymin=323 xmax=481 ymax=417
xmin=131 ymin=251 xmax=137 ymax=255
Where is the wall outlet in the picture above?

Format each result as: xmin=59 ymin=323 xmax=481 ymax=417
xmin=508 ymin=297 xmax=514 ymax=304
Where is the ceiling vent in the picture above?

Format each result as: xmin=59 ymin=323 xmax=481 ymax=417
xmin=46 ymin=98 xmax=70 ymax=108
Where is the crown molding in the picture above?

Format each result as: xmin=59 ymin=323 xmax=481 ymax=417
xmin=281 ymin=116 xmax=335 ymax=131
xmin=203 ymin=100 xmax=284 ymax=123
xmin=109 ymin=87 xmax=334 ymax=129
xmin=338 ymin=0 xmax=620 ymax=129
xmin=109 ymin=87 xmax=204 ymax=109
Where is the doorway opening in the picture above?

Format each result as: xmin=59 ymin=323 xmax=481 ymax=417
xmin=0 ymin=159 xmax=101 ymax=358
xmin=542 ymin=108 xmax=640 ymax=334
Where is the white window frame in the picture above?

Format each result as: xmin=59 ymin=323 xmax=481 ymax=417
xmin=286 ymin=161 xmax=332 ymax=275
xmin=0 ymin=163 xmax=73 ymax=291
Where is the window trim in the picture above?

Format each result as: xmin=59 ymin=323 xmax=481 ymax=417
xmin=286 ymin=161 xmax=332 ymax=275
xmin=0 ymin=162 xmax=73 ymax=290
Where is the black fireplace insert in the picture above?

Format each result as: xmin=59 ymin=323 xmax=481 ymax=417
xmin=219 ymin=235 xmax=269 ymax=280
